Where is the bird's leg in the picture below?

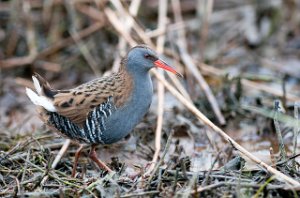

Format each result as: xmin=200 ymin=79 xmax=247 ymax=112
xmin=71 ymin=144 xmax=84 ymax=177
xmin=89 ymin=145 xmax=112 ymax=172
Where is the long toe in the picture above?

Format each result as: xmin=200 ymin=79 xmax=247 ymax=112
xmin=89 ymin=145 xmax=113 ymax=173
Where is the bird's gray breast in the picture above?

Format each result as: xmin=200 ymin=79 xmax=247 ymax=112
xmin=101 ymin=74 xmax=153 ymax=144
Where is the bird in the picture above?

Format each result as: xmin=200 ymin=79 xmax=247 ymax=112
xmin=25 ymin=45 xmax=182 ymax=177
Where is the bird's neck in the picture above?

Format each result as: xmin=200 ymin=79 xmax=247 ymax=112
xmin=117 ymin=64 xmax=153 ymax=108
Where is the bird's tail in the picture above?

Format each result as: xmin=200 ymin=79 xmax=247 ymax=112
xmin=25 ymin=73 xmax=57 ymax=112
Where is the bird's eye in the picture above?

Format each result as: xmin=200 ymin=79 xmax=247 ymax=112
xmin=144 ymin=54 xmax=151 ymax=59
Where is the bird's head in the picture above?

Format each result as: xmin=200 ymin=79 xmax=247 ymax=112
xmin=125 ymin=45 xmax=182 ymax=77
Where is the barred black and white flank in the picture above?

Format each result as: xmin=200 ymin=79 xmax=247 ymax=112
xmin=48 ymin=97 xmax=116 ymax=144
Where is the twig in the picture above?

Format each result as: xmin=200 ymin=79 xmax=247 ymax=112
xmin=281 ymin=76 xmax=287 ymax=109
xmin=242 ymin=105 xmax=300 ymax=128
xmin=23 ymin=0 xmax=38 ymax=59
xmin=253 ymin=177 xmax=275 ymax=198
xmin=147 ymin=131 xmax=174 ymax=186
xmin=171 ymin=0 xmax=226 ymax=125
xmin=5 ymin=1 xmax=20 ymax=57
xmin=104 ymin=8 xmax=137 ymax=46
xmin=17 ymin=191 xmax=60 ymax=197
xmin=0 ymin=1 xmax=37 ymax=69
xmin=120 ymin=190 xmax=159 ymax=198
xmin=171 ymin=168 xmax=179 ymax=194
xmin=12 ymin=177 xmax=20 ymax=198
xmin=19 ymin=149 xmax=31 ymax=197
xmin=76 ymin=3 xmax=105 ymax=21
xmin=192 ymin=180 xmax=282 ymax=194
xmin=109 ymin=0 xmax=154 ymax=46
xmin=51 ymin=139 xmax=71 ymax=169
xmin=197 ymin=0 xmax=214 ymax=60
xmin=34 ymin=60 xmax=61 ymax=72
xmin=111 ymin=0 xmax=141 ymax=71
xmin=42 ymin=0 xmax=54 ymax=26
xmin=276 ymin=153 xmax=300 ymax=166
xmin=270 ymin=147 xmax=276 ymax=168
xmin=38 ymin=20 xmax=105 ymax=59
xmin=65 ymin=1 xmax=101 ymax=76
xmin=202 ymin=151 xmax=221 ymax=186
xmin=168 ymin=72 xmax=193 ymax=102
xmin=41 ymin=139 xmax=71 ymax=185
xmin=0 ymin=51 xmax=36 ymax=68
xmin=81 ymin=171 xmax=116 ymax=193
xmin=148 ymin=0 xmax=168 ymax=174
xmin=293 ymin=102 xmax=300 ymax=167
xmin=176 ymin=172 xmax=198 ymax=197
xmin=273 ymin=100 xmax=287 ymax=161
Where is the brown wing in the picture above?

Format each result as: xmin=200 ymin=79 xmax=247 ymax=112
xmin=53 ymin=75 xmax=125 ymax=126
xmin=53 ymin=77 xmax=115 ymax=125
xmin=33 ymin=68 xmax=133 ymax=127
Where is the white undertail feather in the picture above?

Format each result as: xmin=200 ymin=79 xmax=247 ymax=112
xmin=32 ymin=76 xmax=42 ymax=94
xmin=26 ymin=76 xmax=56 ymax=112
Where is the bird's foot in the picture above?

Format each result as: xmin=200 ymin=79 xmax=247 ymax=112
xmin=89 ymin=145 xmax=113 ymax=173
xmin=71 ymin=144 xmax=84 ymax=178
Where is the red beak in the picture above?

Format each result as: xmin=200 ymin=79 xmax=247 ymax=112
xmin=154 ymin=60 xmax=183 ymax=77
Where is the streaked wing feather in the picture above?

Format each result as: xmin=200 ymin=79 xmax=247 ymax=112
xmin=52 ymin=75 xmax=124 ymax=126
